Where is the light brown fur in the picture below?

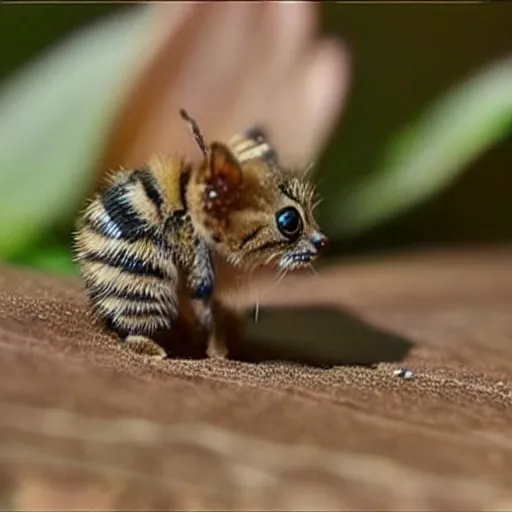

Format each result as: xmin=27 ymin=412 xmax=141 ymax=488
xmin=73 ymin=110 xmax=328 ymax=360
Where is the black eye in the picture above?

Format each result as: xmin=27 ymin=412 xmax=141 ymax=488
xmin=276 ymin=207 xmax=302 ymax=240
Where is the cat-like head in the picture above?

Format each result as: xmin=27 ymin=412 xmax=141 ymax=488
xmin=182 ymin=110 xmax=328 ymax=272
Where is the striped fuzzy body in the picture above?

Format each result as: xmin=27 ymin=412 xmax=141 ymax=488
xmin=74 ymin=158 xmax=197 ymax=339
xmin=73 ymin=110 xmax=327 ymax=359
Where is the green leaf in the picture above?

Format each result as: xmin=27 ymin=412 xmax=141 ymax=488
xmin=8 ymin=244 xmax=78 ymax=276
xmin=329 ymin=56 xmax=512 ymax=237
xmin=0 ymin=6 xmax=158 ymax=257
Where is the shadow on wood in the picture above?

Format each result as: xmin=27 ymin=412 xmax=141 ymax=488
xmin=232 ymin=305 xmax=415 ymax=367
xmin=150 ymin=305 xmax=414 ymax=367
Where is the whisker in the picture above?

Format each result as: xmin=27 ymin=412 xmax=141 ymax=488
xmin=247 ymin=255 xmax=284 ymax=320
xmin=312 ymin=197 xmax=324 ymax=211
xmin=315 ymin=176 xmax=325 ymax=187
xmin=249 ymin=270 xmax=282 ymax=319
xmin=274 ymin=267 xmax=289 ymax=287
xmin=307 ymin=263 xmax=318 ymax=275
xmin=303 ymin=161 xmax=316 ymax=176
xmin=264 ymin=252 xmax=280 ymax=267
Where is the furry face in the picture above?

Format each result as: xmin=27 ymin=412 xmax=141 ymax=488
xmin=186 ymin=139 xmax=328 ymax=272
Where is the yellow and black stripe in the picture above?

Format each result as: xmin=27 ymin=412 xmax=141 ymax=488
xmin=74 ymin=168 xmax=179 ymax=339
xmin=229 ymin=127 xmax=279 ymax=167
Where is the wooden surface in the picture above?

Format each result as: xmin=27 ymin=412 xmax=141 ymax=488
xmin=0 ymin=248 xmax=511 ymax=510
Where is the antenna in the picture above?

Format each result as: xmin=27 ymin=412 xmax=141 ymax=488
xmin=179 ymin=109 xmax=209 ymax=157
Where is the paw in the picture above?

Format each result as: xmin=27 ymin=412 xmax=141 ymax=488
xmin=206 ymin=335 xmax=229 ymax=359
xmin=123 ymin=335 xmax=167 ymax=360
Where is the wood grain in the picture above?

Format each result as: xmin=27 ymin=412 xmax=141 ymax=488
xmin=0 ymin=248 xmax=511 ymax=510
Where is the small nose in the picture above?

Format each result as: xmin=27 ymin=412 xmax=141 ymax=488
xmin=311 ymin=231 xmax=329 ymax=253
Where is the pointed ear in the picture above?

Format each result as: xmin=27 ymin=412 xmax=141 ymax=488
xmin=201 ymin=143 xmax=243 ymax=219
xmin=210 ymin=142 xmax=243 ymax=187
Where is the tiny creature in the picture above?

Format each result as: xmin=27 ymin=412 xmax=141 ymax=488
xmin=74 ymin=109 xmax=329 ymax=360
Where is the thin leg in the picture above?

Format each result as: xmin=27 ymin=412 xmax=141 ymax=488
xmin=123 ymin=335 xmax=167 ymax=360
xmin=206 ymin=301 xmax=245 ymax=359
xmin=207 ymin=330 xmax=229 ymax=359
xmin=187 ymin=238 xmax=215 ymax=302
xmin=189 ymin=299 xmax=213 ymax=332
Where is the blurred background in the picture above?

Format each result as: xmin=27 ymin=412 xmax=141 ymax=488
xmin=0 ymin=3 xmax=511 ymax=275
